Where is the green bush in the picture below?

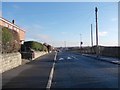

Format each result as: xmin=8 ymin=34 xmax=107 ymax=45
xmin=24 ymin=41 xmax=47 ymax=51
xmin=43 ymin=43 xmax=52 ymax=53
xmin=2 ymin=27 xmax=20 ymax=53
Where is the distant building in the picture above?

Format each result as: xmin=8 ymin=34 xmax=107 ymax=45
xmin=0 ymin=17 xmax=25 ymax=44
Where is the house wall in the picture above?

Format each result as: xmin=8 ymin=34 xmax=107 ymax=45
xmin=0 ymin=17 xmax=25 ymax=44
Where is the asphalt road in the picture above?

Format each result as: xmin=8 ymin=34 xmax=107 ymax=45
xmin=52 ymin=51 xmax=118 ymax=89
xmin=2 ymin=51 xmax=119 ymax=89
xmin=2 ymin=52 xmax=55 ymax=89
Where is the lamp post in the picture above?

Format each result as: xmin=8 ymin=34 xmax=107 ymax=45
xmin=95 ymin=7 xmax=99 ymax=57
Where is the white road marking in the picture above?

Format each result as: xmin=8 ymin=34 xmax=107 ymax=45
xmin=72 ymin=56 xmax=79 ymax=60
xmin=59 ymin=58 xmax=64 ymax=60
xmin=46 ymin=52 xmax=57 ymax=89
xmin=67 ymin=57 xmax=71 ymax=60
xmin=54 ymin=52 xmax=57 ymax=62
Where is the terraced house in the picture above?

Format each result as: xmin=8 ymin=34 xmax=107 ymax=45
xmin=0 ymin=17 xmax=25 ymax=44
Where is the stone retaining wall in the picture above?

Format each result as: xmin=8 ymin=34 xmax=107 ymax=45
xmin=1 ymin=53 xmax=21 ymax=73
xmin=33 ymin=51 xmax=48 ymax=60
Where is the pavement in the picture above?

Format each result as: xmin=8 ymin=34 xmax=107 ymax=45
xmin=82 ymin=54 xmax=120 ymax=65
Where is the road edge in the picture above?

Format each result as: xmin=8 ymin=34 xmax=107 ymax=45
xmin=46 ymin=51 xmax=57 ymax=89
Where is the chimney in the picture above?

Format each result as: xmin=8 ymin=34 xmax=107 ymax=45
xmin=12 ymin=20 xmax=15 ymax=24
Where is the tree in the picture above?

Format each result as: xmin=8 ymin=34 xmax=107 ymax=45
xmin=43 ymin=43 xmax=52 ymax=53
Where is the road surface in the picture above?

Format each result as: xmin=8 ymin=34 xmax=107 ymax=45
xmin=2 ymin=51 xmax=119 ymax=89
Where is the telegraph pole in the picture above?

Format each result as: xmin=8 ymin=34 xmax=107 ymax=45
xmin=95 ymin=7 xmax=99 ymax=57
xmin=80 ymin=34 xmax=83 ymax=48
xmin=64 ymin=41 xmax=66 ymax=48
xmin=79 ymin=34 xmax=81 ymax=48
xmin=91 ymin=24 xmax=93 ymax=47
xmin=91 ymin=24 xmax=93 ymax=54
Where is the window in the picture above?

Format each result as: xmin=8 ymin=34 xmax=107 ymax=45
xmin=9 ymin=25 xmax=13 ymax=29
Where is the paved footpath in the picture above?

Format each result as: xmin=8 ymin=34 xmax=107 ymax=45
xmin=82 ymin=54 xmax=120 ymax=65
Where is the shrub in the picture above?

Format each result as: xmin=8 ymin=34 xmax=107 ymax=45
xmin=43 ymin=45 xmax=48 ymax=52
xmin=2 ymin=27 xmax=20 ymax=53
xmin=23 ymin=41 xmax=46 ymax=52
xmin=43 ymin=43 xmax=52 ymax=53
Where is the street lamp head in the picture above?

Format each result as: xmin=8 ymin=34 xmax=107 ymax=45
xmin=95 ymin=7 xmax=98 ymax=12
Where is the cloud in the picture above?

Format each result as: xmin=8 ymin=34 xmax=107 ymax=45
xmin=99 ymin=31 xmax=108 ymax=37
xmin=12 ymin=5 xmax=20 ymax=9
xmin=50 ymin=22 xmax=57 ymax=25
xmin=33 ymin=24 xmax=43 ymax=30
xmin=25 ymin=37 xmax=37 ymax=41
xmin=111 ymin=18 xmax=118 ymax=22
xmin=23 ymin=24 xmax=44 ymax=33
xmin=36 ymin=34 xmax=51 ymax=41
xmin=61 ymin=32 xmax=66 ymax=35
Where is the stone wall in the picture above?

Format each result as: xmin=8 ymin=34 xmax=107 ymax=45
xmin=72 ymin=46 xmax=119 ymax=58
xmin=1 ymin=53 xmax=22 ymax=73
xmin=33 ymin=51 xmax=48 ymax=60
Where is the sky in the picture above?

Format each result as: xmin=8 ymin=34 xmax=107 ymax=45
xmin=2 ymin=2 xmax=118 ymax=47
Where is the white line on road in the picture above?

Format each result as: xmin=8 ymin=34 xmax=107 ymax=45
xmin=72 ymin=56 xmax=79 ymax=60
xmin=54 ymin=52 xmax=57 ymax=62
xmin=46 ymin=52 xmax=57 ymax=89
xmin=59 ymin=58 xmax=64 ymax=60
xmin=67 ymin=57 xmax=72 ymax=60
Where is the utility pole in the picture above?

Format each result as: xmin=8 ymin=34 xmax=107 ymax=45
xmin=80 ymin=34 xmax=83 ymax=54
xmin=79 ymin=34 xmax=81 ymax=48
xmin=91 ymin=24 xmax=93 ymax=47
xmin=64 ymin=41 xmax=66 ymax=49
xmin=91 ymin=24 xmax=93 ymax=54
xmin=95 ymin=7 xmax=99 ymax=57
xmin=80 ymin=34 xmax=82 ymax=48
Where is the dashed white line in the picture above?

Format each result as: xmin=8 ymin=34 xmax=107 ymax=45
xmin=54 ymin=52 xmax=57 ymax=62
xmin=72 ymin=56 xmax=79 ymax=60
xmin=46 ymin=52 xmax=57 ymax=89
xmin=59 ymin=58 xmax=64 ymax=60
xmin=67 ymin=57 xmax=72 ymax=60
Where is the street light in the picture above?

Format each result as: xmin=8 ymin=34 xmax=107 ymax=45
xmin=95 ymin=7 xmax=99 ymax=57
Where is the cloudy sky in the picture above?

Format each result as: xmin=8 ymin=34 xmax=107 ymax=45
xmin=2 ymin=2 xmax=118 ymax=47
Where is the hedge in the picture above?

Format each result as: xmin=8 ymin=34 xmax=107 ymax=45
xmin=23 ymin=41 xmax=48 ymax=52
xmin=2 ymin=27 xmax=20 ymax=53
